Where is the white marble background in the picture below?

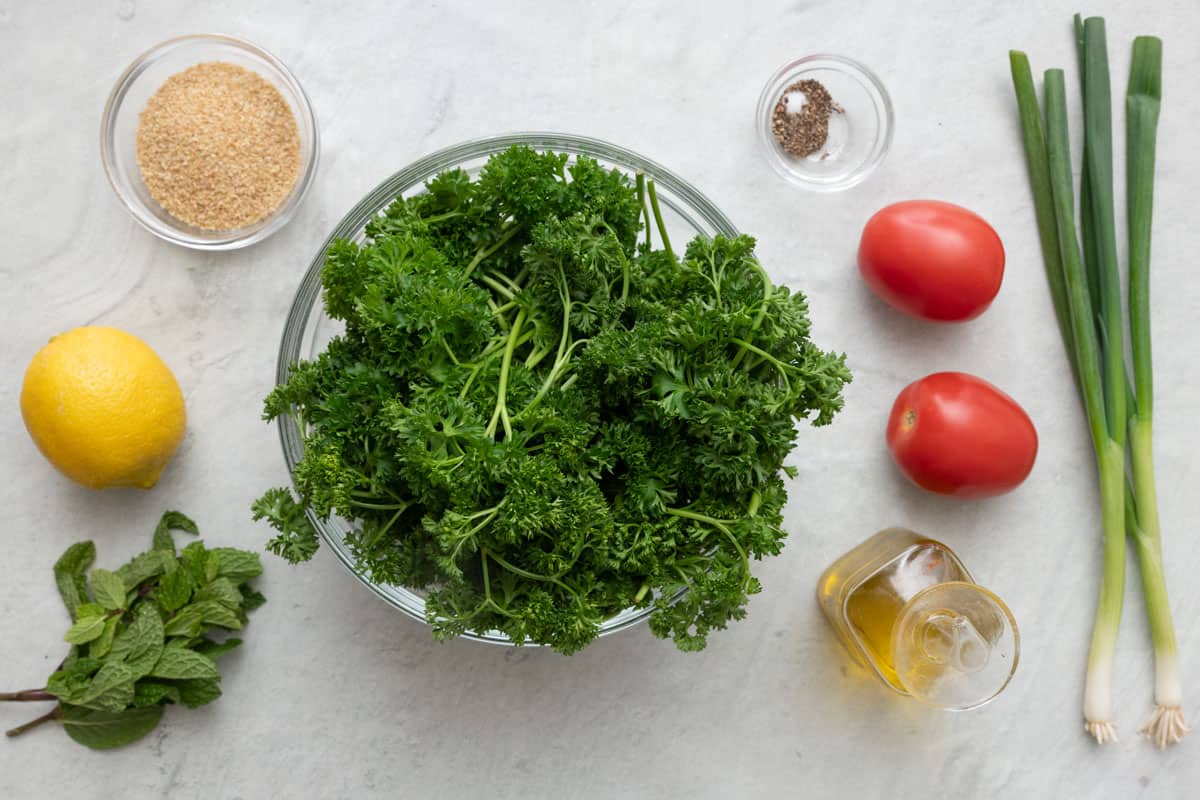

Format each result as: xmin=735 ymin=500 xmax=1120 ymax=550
xmin=2 ymin=1 xmax=1198 ymax=797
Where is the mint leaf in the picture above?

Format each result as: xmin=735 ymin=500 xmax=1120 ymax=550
xmin=74 ymin=602 xmax=105 ymax=618
xmin=196 ymin=637 xmax=242 ymax=660
xmin=90 ymin=569 xmax=126 ymax=611
xmin=110 ymin=603 xmax=164 ymax=679
xmin=73 ymin=661 xmax=137 ymax=711
xmin=180 ymin=541 xmax=209 ymax=585
xmin=204 ymin=552 xmax=221 ymax=584
xmin=157 ymin=567 xmax=195 ymax=613
xmin=53 ymin=541 xmax=96 ymax=620
xmin=60 ymin=704 xmax=163 ymax=750
xmin=173 ymin=678 xmax=222 ymax=708
xmin=149 ymin=648 xmax=218 ymax=680
xmin=193 ymin=577 xmax=242 ymax=609
xmin=132 ymin=682 xmax=182 ymax=708
xmin=153 ymin=511 xmax=199 ymax=552
xmin=194 ymin=601 xmax=243 ymax=630
xmin=241 ymin=588 xmax=267 ymax=612
xmin=162 ymin=605 xmax=205 ymax=638
xmin=64 ymin=615 xmax=108 ymax=645
xmin=46 ymin=658 xmax=102 ymax=701
xmin=210 ymin=548 xmax=264 ymax=582
xmin=89 ymin=616 xmax=120 ymax=659
xmin=116 ymin=550 xmax=169 ymax=588
xmin=163 ymin=600 xmax=243 ymax=636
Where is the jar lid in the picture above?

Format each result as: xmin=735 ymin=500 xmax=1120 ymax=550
xmin=891 ymin=581 xmax=1020 ymax=710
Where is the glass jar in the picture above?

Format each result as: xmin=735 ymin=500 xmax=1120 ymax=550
xmin=817 ymin=527 xmax=1019 ymax=710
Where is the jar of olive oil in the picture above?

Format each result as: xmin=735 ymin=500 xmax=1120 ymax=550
xmin=817 ymin=527 xmax=1019 ymax=710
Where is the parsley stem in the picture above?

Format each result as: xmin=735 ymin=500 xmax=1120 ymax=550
xmin=420 ymin=210 xmax=464 ymax=226
xmin=515 ymin=338 xmax=587 ymax=421
xmin=729 ymin=262 xmax=775 ymax=370
xmin=439 ymin=337 xmax=464 ymax=366
xmin=487 ymin=268 xmax=523 ymax=294
xmin=552 ymin=269 xmax=573 ymax=372
xmin=488 ymin=298 xmax=512 ymax=332
xmin=350 ymin=481 xmax=405 ymax=505
xmin=524 ymin=343 xmax=555 ymax=370
xmin=447 ymin=505 xmax=504 ymax=563
xmin=373 ymin=507 xmax=407 ymax=545
xmin=485 ymin=549 xmax=577 ymax=596
xmin=0 ymin=689 xmax=54 ymax=702
xmin=730 ymin=339 xmax=792 ymax=391
xmin=464 ymin=222 xmax=525 ymax=278
xmin=5 ymin=707 xmax=59 ymax=738
xmin=349 ymin=499 xmax=409 ymax=511
xmin=478 ymin=550 xmax=514 ymax=617
xmin=636 ymin=170 xmax=652 ymax=250
xmin=665 ymin=507 xmax=750 ymax=588
xmin=478 ymin=273 xmax=515 ymax=300
xmin=486 ymin=308 xmax=528 ymax=439
xmin=615 ymin=244 xmax=631 ymax=303
xmin=646 ymin=179 xmax=674 ymax=264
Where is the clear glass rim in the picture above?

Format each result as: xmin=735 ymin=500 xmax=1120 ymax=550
xmin=99 ymin=33 xmax=320 ymax=251
xmin=275 ymin=131 xmax=739 ymax=646
xmin=755 ymin=53 xmax=894 ymax=192
xmin=893 ymin=581 xmax=1021 ymax=711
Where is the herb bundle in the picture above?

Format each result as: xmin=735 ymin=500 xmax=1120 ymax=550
xmin=255 ymin=145 xmax=851 ymax=654
xmin=2 ymin=512 xmax=264 ymax=749
xmin=1010 ymin=16 xmax=1185 ymax=746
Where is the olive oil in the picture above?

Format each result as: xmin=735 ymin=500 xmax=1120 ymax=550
xmin=817 ymin=528 xmax=1019 ymax=709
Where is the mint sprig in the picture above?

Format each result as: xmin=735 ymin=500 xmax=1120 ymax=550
xmin=1 ymin=511 xmax=265 ymax=750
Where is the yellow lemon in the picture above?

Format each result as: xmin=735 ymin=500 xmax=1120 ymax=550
xmin=20 ymin=326 xmax=186 ymax=489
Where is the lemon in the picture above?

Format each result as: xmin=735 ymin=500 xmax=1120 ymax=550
xmin=20 ymin=326 xmax=187 ymax=490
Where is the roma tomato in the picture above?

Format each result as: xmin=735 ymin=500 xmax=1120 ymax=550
xmin=858 ymin=200 xmax=1005 ymax=322
xmin=886 ymin=372 xmax=1037 ymax=499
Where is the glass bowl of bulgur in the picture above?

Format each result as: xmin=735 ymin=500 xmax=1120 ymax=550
xmin=101 ymin=34 xmax=319 ymax=250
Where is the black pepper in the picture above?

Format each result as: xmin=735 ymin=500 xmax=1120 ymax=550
xmin=770 ymin=79 xmax=841 ymax=159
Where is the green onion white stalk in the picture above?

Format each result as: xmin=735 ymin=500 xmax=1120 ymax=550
xmin=1009 ymin=17 xmax=1185 ymax=747
xmin=1125 ymin=35 xmax=1188 ymax=748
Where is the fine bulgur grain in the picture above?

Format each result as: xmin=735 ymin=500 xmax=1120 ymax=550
xmin=135 ymin=61 xmax=301 ymax=231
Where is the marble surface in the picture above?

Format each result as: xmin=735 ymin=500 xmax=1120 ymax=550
xmin=2 ymin=1 xmax=1198 ymax=797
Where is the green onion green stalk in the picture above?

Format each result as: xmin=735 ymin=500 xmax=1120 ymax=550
xmin=1009 ymin=16 xmax=1186 ymax=747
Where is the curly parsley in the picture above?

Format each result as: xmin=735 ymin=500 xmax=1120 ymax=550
xmin=255 ymin=146 xmax=850 ymax=653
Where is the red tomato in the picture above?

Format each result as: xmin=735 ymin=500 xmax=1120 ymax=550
xmin=858 ymin=200 xmax=1005 ymax=322
xmin=886 ymin=372 xmax=1037 ymax=499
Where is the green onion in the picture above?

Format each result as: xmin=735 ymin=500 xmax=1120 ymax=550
xmin=1124 ymin=35 xmax=1189 ymax=749
xmin=1011 ymin=19 xmax=1187 ymax=747
xmin=1042 ymin=64 xmax=1128 ymax=745
xmin=1077 ymin=17 xmax=1127 ymax=450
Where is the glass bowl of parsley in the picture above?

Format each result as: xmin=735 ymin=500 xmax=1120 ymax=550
xmin=263 ymin=132 xmax=850 ymax=653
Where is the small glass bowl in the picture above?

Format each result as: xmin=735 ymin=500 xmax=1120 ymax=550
xmin=100 ymin=34 xmax=319 ymax=251
xmin=756 ymin=54 xmax=893 ymax=191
